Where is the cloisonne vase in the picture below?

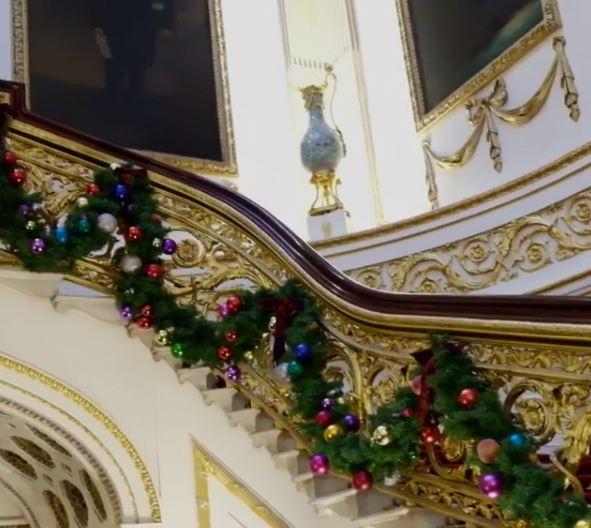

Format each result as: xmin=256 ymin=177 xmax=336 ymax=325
xmin=300 ymin=77 xmax=346 ymax=215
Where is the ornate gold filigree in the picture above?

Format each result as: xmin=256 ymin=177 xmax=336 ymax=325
xmin=424 ymin=37 xmax=579 ymax=175
xmin=349 ymin=189 xmax=591 ymax=294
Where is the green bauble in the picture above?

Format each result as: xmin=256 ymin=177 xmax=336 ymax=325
xmin=287 ymin=361 xmax=304 ymax=378
xmin=171 ymin=343 xmax=184 ymax=358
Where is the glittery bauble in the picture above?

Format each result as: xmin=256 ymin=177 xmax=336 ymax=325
xmin=86 ymin=183 xmax=101 ymax=196
xmin=97 ymin=213 xmax=118 ymax=233
xmin=217 ymin=345 xmax=233 ymax=362
xmin=320 ymin=398 xmax=334 ymax=410
xmin=410 ymin=376 xmax=423 ymax=396
xmin=4 ymin=152 xmax=17 ymax=164
xmin=226 ymin=295 xmax=243 ymax=313
xmin=323 ymin=424 xmax=345 ymax=442
xmin=477 ymin=439 xmax=500 ymax=464
xmin=8 ymin=167 xmax=27 ymax=185
xmin=154 ymin=329 xmax=171 ymax=347
xmin=77 ymin=197 xmax=89 ymax=208
xmin=478 ymin=473 xmax=502 ymax=499
xmin=121 ymin=255 xmax=142 ymax=274
xmin=309 ymin=454 xmax=330 ymax=475
xmin=19 ymin=204 xmax=32 ymax=216
xmin=225 ymin=365 xmax=242 ymax=382
xmin=135 ymin=316 xmax=153 ymax=330
xmin=314 ymin=410 xmax=333 ymax=428
xmin=152 ymin=238 xmax=162 ymax=249
xmin=294 ymin=343 xmax=312 ymax=362
xmin=145 ymin=263 xmax=164 ymax=280
xmin=225 ymin=330 xmax=238 ymax=343
xmin=171 ymin=343 xmax=184 ymax=358
xmin=113 ymin=183 xmax=130 ymax=201
xmin=420 ymin=425 xmax=441 ymax=445
xmin=371 ymin=425 xmax=393 ymax=446
xmin=125 ymin=226 xmax=142 ymax=242
xmin=218 ymin=303 xmax=231 ymax=318
xmin=352 ymin=470 xmax=373 ymax=491
xmin=287 ymin=361 xmax=304 ymax=378
xmin=342 ymin=413 xmax=361 ymax=432
xmin=119 ymin=305 xmax=134 ymax=320
xmin=25 ymin=220 xmax=36 ymax=231
xmin=55 ymin=226 xmax=68 ymax=245
xmin=400 ymin=407 xmax=415 ymax=419
xmin=574 ymin=521 xmax=591 ymax=528
xmin=507 ymin=432 xmax=530 ymax=450
xmin=162 ymin=238 xmax=178 ymax=255
xmin=458 ymin=388 xmax=479 ymax=409
xmin=30 ymin=238 xmax=46 ymax=254
xmin=383 ymin=473 xmax=401 ymax=487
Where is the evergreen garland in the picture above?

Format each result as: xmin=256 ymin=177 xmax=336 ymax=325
xmin=0 ymin=125 xmax=589 ymax=528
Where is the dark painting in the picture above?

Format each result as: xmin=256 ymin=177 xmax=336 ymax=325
xmin=408 ymin=0 xmax=544 ymax=114
xmin=27 ymin=0 xmax=223 ymax=161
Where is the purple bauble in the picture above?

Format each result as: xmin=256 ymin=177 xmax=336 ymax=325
xmin=124 ymin=203 xmax=136 ymax=217
xmin=19 ymin=204 xmax=32 ymax=216
xmin=479 ymin=473 xmax=502 ymax=499
xmin=218 ymin=303 xmax=231 ymax=318
xmin=320 ymin=398 xmax=334 ymax=410
xmin=343 ymin=413 xmax=361 ymax=432
xmin=30 ymin=238 xmax=46 ymax=254
xmin=309 ymin=454 xmax=330 ymax=475
xmin=119 ymin=305 xmax=134 ymax=320
xmin=225 ymin=365 xmax=242 ymax=382
xmin=162 ymin=238 xmax=177 ymax=255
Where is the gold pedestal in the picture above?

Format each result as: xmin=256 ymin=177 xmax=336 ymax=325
xmin=309 ymin=170 xmax=344 ymax=216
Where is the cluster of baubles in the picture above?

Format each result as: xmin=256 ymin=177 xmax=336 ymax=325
xmin=213 ymin=295 xmax=245 ymax=382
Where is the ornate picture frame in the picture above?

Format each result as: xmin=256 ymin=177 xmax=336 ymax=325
xmin=10 ymin=0 xmax=236 ymax=176
xmin=396 ymin=0 xmax=562 ymax=131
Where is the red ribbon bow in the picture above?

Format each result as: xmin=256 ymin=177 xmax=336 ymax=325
xmin=260 ymin=297 xmax=300 ymax=363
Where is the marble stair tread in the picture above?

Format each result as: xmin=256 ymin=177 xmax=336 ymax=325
xmin=354 ymin=507 xmax=410 ymax=527
xmin=201 ymin=387 xmax=249 ymax=412
xmin=177 ymin=367 xmax=216 ymax=390
xmin=310 ymin=487 xmax=357 ymax=508
xmin=51 ymin=294 xmax=121 ymax=324
xmin=228 ymin=407 xmax=262 ymax=432
xmin=0 ymin=268 xmax=64 ymax=297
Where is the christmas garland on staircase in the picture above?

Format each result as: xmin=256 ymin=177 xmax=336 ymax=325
xmin=0 ymin=120 xmax=590 ymax=528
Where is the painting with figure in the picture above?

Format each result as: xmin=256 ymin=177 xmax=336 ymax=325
xmin=25 ymin=0 xmax=228 ymax=165
xmin=400 ymin=0 xmax=558 ymax=125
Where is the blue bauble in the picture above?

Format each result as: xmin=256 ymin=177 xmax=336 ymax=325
xmin=294 ymin=343 xmax=312 ymax=362
xmin=113 ymin=183 xmax=130 ymax=201
xmin=55 ymin=226 xmax=68 ymax=245
xmin=507 ymin=432 xmax=529 ymax=450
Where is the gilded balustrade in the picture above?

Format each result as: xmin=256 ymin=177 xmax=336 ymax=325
xmin=3 ymin=85 xmax=591 ymax=527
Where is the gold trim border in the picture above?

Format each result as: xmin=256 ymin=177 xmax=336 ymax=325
xmin=194 ymin=443 xmax=289 ymax=528
xmin=397 ymin=0 xmax=562 ymax=131
xmin=10 ymin=0 xmax=237 ymax=176
xmin=0 ymin=353 xmax=161 ymax=522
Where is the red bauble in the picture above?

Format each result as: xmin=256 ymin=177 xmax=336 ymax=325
xmin=8 ymin=167 xmax=27 ymax=185
xmin=145 ymin=263 xmax=164 ymax=280
xmin=150 ymin=214 xmax=162 ymax=224
xmin=125 ymin=226 xmax=142 ymax=242
xmin=400 ymin=407 xmax=415 ymax=419
xmin=135 ymin=316 xmax=153 ymax=330
xmin=226 ymin=295 xmax=243 ymax=313
xmin=217 ymin=345 xmax=233 ymax=362
xmin=86 ymin=183 xmax=101 ymax=196
xmin=457 ymin=388 xmax=479 ymax=409
xmin=4 ymin=152 xmax=17 ymax=164
xmin=119 ymin=171 xmax=135 ymax=186
xmin=421 ymin=425 xmax=441 ymax=445
xmin=140 ymin=305 xmax=153 ymax=317
xmin=314 ymin=410 xmax=333 ymax=428
xmin=352 ymin=470 xmax=373 ymax=491
xmin=225 ymin=330 xmax=238 ymax=343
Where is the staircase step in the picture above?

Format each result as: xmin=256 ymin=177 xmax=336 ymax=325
xmin=52 ymin=295 xmax=121 ymax=324
xmin=311 ymin=487 xmax=357 ymax=514
xmin=0 ymin=269 xmax=63 ymax=297
xmin=355 ymin=506 xmax=409 ymax=527
xmin=228 ymin=408 xmax=268 ymax=433
xmin=177 ymin=367 xmax=216 ymax=391
xmin=251 ymin=428 xmax=297 ymax=455
xmin=294 ymin=472 xmax=350 ymax=500
xmin=273 ymin=449 xmax=308 ymax=475
xmin=202 ymin=387 xmax=249 ymax=412
xmin=151 ymin=346 xmax=183 ymax=369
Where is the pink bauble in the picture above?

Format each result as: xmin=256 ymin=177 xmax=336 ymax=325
xmin=477 ymin=439 xmax=501 ymax=464
xmin=309 ymin=454 xmax=330 ymax=475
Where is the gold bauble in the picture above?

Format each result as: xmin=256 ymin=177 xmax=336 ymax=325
xmin=25 ymin=221 xmax=36 ymax=231
xmin=371 ymin=425 xmax=393 ymax=446
xmin=337 ymin=393 xmax=356 ymax=408
xmin=574 ymin=521 xmax=591 ymax=528
xmin=244 ymin=351 xmax=255 ymax=364
xmin=323 ymin=424 xmax=345 ymax=442
xmin=154 ymin=329 xmax=170 ymax=347
xmin=514 ymin=520 xmax=529 ymax=528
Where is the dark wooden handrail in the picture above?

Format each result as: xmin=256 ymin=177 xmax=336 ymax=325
xmin=2 ymin=79 xmax=591 ymax=325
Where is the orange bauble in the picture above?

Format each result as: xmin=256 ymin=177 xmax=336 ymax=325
xmin=477 ymin=439 xmax=500 ymax=464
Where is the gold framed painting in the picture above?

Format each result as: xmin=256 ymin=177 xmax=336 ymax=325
xmin=11 ymin=0 xmax=236 ymax=176
xmin=396 ymin=0 xmax=562 ymax=131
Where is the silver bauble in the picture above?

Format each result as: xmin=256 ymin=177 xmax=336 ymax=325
xmin=97 ymin=213 xmax=118 ymax=233
xmin=77 ymin=197 xmax=89 ymax=208
xmin=121 ymin=255 xmax=142 ymax=274
xmin=383 ymin=473 xmax=401 ymax=487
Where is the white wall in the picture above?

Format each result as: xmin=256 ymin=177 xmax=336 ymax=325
xmin=0 ymin=0 xmax=10 ymax=79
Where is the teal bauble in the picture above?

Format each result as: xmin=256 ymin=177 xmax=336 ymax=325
xmin=507 ymin=432 xmax=529 ymax=450
xmin=55 ymin=226 xmax=68 ymax=245
xmin=287 ymin=361 xmax=304 ymax=378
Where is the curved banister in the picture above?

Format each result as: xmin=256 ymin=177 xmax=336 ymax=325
xmin=3 ymin=79 xmax=591 ymax=326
